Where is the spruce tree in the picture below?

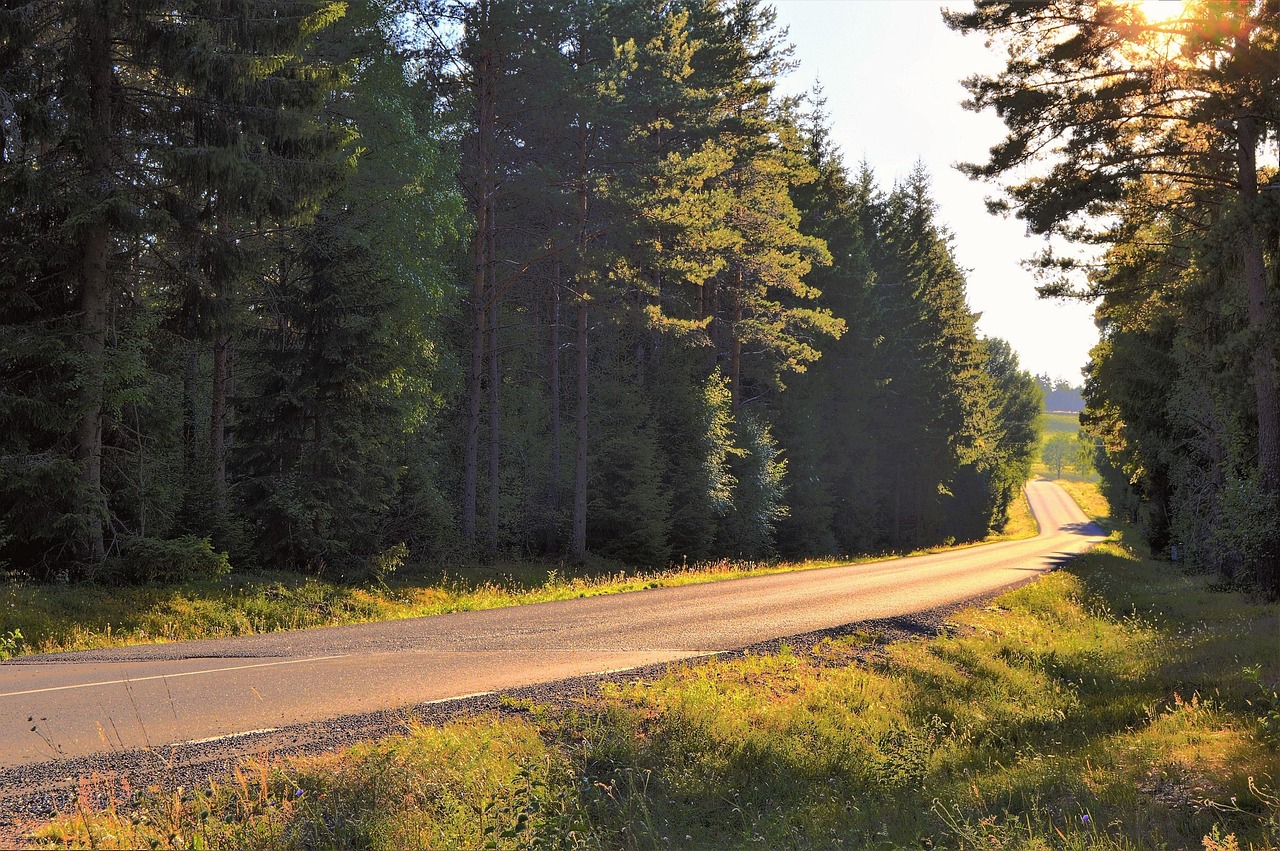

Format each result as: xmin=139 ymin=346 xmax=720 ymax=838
xmin=235 ymin=0 xmax=462 ymax=573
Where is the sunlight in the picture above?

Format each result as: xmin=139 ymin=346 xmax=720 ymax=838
xmin=1138 ymin=0 xmax=1188 ymax=23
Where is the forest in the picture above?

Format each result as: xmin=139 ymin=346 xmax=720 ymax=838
xmin=0 ymin=0 xmax=1045 ymax=584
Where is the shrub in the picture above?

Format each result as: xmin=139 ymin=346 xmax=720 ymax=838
xmin=103 ymin=535 xmax=232 ymax=585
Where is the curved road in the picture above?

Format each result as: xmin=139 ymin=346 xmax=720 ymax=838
xmin=0 ymin=479 xmax=1104 ymax=768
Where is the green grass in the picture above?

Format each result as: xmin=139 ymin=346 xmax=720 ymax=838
xmin=1055 ymin=479 xmax=1111 ymax=527
xmin=30 ymin=482 xmax=1280 ymax=850
xmin=990 ymin=485 xmax=1040 ymax=541
xmin=0 ymin=523 xmax=1040 ymax=660
xmin=1043 ymin=412 xmax=1082 ymax=435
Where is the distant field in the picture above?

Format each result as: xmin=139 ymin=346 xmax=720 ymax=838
xmin=1042 ymin=410 xmax=1081 ymax=434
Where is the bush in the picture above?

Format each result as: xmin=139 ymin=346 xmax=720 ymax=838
xmin=1209 ymin=471 xmax=1280 ymax=588
xmin=103 ymin=535 xmax=232 ymax=585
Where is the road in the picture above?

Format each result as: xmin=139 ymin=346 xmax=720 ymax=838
xmin=0 ymin=479 xmax=1104 ymax=769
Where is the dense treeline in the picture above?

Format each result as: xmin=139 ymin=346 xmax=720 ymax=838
xmin=950 ymin=0 xmax=1280 ymax=598
xmin=0 ymin=0 xmax=1040 ymax=583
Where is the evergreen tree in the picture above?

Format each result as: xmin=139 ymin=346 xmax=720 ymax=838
xmin=235 ymin=0 xmax=462 ymax=573
xmin=982 ymin=338 xmax=1042 ymax=532
xmin=873 ymin=165 xmax=994 ymax=547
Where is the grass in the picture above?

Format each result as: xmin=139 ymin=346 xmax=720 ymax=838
xmin=991 ymin=485 xmax=1040 ymax=541
xmin=0 ymin=516 xmax=1040 ymax=660
xmin=27 ymin=482 xmax=1280 ymax=850
xmin=1054 ymin=479 xmax=1111 ymax=528
xmin=1043 ymin=412 xmax=1082 ymax=435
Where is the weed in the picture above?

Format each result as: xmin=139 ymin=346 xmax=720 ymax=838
xmin=0 ymin=626 xmax=24 ymax=659
xmin=1243 ymin=665 xmax=1280 ymax=748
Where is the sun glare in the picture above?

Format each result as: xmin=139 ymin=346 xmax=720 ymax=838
xmin=1139 ymin=0 xmax=1188 ymax=23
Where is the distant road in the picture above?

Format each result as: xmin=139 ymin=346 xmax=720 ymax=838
xmin=0 ymin=479 xmax=1104 ymax=768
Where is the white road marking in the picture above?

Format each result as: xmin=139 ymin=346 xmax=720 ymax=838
xmin=181 ymin=728 xmax=280 ymax=746
xmin=421 ymin=690 xmax=495 ymax=704
xmin=0 ymin=655 xmax=351 ymax=698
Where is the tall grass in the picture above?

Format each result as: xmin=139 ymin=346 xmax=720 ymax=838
xmin=31 ymin=483 xmax=1280 ymax=849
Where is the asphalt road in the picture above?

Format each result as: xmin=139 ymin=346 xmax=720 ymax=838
xmin=0 ymin=479 xmax=1104 ymax=769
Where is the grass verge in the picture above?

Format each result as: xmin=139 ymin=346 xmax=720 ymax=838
xmin=28 ymin=482 xmax=1280 ymax=850
xmin=0 ymin=515 xmax=1038 ymax=659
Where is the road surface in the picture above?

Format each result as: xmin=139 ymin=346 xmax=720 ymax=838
xmin=0 ymin=479 xmax=1104 ymax=768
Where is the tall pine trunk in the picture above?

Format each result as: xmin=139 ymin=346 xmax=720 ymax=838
xmin=1236 ymin=115 xmax=1280 ymax=596
xmin=462 ymin=24 xmax=494 ymax=549
xmin=729 ymin=269 xmax=743 ymax=413
xmin=486 ymin=208 xmax=500 ymax=556
xmin=463 ymin=205 xmax=485 ymax=547
xmin=76 ymin=0 xmax=113 ymax=565
xmin=546 ymin=264 xmax=561 ymax=552
xmin=182 ymin=348 xmax=198 ymax=470
xmin=572 ymin=297 xmax=588 ymax=558
xmin=211 ymin=334 xmax=231 ymax=512
xmin=571 ymin=124 xmax=589 ymax=560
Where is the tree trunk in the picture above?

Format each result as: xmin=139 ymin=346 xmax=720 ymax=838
xmin=650 ymin=270 xmax=663 ymax=372
xmin=730 ymin=269 xmax=743 ymax=413
xmin=462 ymin=22 xmax=494 ymax=549
xmin=1236 ymin=115 xmax=1280 ymax=596
xmin=892 ymin=462 xmax=902 ymax=547
xmin=75 ymin=0 xmax=112 ymax=566
xmin=462 ymin=206 xmax=485 ymax=547
xmin=708 ymin=276 xmax=720 ymax=355
xmin=571 ymin=119 xmax=590 ymax=560
xmin=572 ymin=297 xmax=588 ymax=559
xmin=211 ymin=334 xmax=230 ymax=513
xmin=182 ymin=348 xmax=198 ymax=470
xmin=486 ymin=204 xmax=500 ymax=556
xmin=546 ymin=263 xmax=561 ymax=553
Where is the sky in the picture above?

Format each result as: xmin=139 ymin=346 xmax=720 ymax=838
xmin=769 ymin=0 xmax=1099 ymax=384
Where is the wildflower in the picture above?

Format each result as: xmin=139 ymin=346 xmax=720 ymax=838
xmin=1081 ymin=814 xmax=1091 ymax=825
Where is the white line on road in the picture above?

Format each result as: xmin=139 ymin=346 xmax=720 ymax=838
xmin=0 ymin=655 xmax=351 ymax=698
xmin=181 ymin=728 xmax=280 ymax=746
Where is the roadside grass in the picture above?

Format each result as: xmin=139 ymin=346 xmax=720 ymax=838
xmin=1054 ymin=478 xmax=1111 ymax=527
xmin=30 ymin=482 xmax=1280 ymax=849
xmin=0 ymin=513 xmax=1039 ymax=660
xmin=0 ymin=557 xmax=858 ymax=658
xmin=988 ymin=485 xmax=1039 ymax=542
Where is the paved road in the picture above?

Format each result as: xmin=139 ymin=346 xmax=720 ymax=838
xmin=0 ymin=479 xmax=1104 ymax=768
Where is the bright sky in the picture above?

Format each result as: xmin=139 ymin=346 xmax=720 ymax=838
xmin=770 ymin=0 xmax=1099 ymax=384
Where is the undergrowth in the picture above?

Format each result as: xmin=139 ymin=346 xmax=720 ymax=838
xmin=29 ymin=483 xmax=1280 ymax=849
